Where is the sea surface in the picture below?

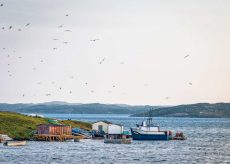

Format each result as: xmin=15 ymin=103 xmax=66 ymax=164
xmin=0 ymin=114 xmax=230 ymax=164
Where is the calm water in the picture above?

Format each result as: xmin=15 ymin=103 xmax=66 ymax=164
xmin=0 ymin=114 xmax=230 ymax=164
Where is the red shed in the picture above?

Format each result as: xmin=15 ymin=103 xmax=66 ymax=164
xmin=37 ymin=124 xmax=72 ymax=135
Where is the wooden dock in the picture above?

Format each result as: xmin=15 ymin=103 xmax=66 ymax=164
xmin=33 ymin=134 xmax=85 ymax=142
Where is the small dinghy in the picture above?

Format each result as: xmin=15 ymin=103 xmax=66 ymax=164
xmin=3 ymin=141 xmax=26 ymax=146
xmin=65 ymin=139 xmax=74 ymax=142
xmin=104 ymin=138 xmax=131 ymax=144
xmin=172 ymin=132 xmax=187 ymax=140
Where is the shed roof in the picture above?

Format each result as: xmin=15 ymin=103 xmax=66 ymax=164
xmin=108 ymin=123 xmax=123 ymax=127
xmin=38 ymin=124 xmax=70 ymax=127
xmin=93 ymin=120 xmax=112 ymax=124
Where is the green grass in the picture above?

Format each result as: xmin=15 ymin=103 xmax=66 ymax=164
xmin=0 ymin=111 xmax=92 ymax=140
xmin=59 ymin=120 xmax=92 ymax=130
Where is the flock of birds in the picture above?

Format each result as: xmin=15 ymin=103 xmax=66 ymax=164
xmin=1 ymin=2 xmax=193 ymax=102
xmin=1 ymin=25 xmax=115 ymax=98
xmin=1 ymin=22 xmax=30 ymax=31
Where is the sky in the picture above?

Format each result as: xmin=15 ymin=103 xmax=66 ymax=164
xmin=0 ymin=0 xmax=230 ymax=105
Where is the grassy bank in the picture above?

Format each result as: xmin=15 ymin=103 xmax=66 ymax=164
xmin=0 ymin=111 xmax=92 ymax=140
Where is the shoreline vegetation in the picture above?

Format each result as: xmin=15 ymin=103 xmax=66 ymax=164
xmin=0 ymin=111 xmax=91 ymax=140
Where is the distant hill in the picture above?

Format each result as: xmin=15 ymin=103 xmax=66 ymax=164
xmin=0 ymin=102 xmax=160 ymax=114
xmin=130 ymin=103 xmax=230 ymax=118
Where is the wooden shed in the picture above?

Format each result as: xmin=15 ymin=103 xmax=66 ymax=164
xmin=37 ymin=124 xmax=72 ymax=135
xmin=108 ymin=124 xmax=124 ymax=134
xmin=92 ymin=121 xmax=112 ymax=134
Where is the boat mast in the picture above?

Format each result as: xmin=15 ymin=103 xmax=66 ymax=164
xmin=147 ymin=109 xmax=153 ymax=131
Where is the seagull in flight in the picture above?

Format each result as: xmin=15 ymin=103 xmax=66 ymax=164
xmin=25 ymin=23 xmax=30 ymax=26
xmin=90 ymin=39 xmax=99 ymax=42
xmin=184 ymin=54 xmax=190 ymax=59
xmin=65 ymin=30 xmax=72 ymax=32
xmin=99 ymin=58 xmax=106 ymax=64
xmin=0 ymin=4 xmax=3 ymax=7
xmin=189 ymin=82 xmax=192 ymax=85
xmin=58 ymin=24 xmax=64 ymax=28
xmin=9 ymin=26 xmax=12 ymax=30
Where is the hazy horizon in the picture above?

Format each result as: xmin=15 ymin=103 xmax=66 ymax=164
xmin=1 ymin=0 xmax=230 ymax=105
xmin=1 ymin=100 xmax=230 ymax=107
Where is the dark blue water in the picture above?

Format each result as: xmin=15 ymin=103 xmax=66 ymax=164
xmin=0 ymin=114 xmax=230 ymax=163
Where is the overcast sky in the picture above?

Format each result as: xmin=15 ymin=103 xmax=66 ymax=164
xmin=0 ymin=0 xmax=230 ymax=105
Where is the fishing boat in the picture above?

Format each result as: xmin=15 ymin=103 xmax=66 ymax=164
xmin=130 ymin=117 xmax=172 ymax=140
xmin=3 ymin=140 xmax=26 ymax=146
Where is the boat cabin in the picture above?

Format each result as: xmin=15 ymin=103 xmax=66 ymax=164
xmin=137 ymin=118 xmax=160 ymax=131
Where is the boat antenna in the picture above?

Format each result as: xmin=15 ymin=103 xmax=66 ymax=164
xmin=147 ymin=108 xmax=153 ymax=129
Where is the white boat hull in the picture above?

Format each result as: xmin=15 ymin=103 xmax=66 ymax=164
xmin=4 ymin=141 xmax=26 ymax=146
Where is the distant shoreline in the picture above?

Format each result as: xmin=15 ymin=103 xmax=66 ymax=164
xmin=0 ymin=102 xmax=230 ymax=118
xmin=130 ymin=103 xmax=230 ymax=118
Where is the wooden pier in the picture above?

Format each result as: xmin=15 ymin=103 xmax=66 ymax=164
xmin=33 ymin=134 xmax=84 ymax=142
